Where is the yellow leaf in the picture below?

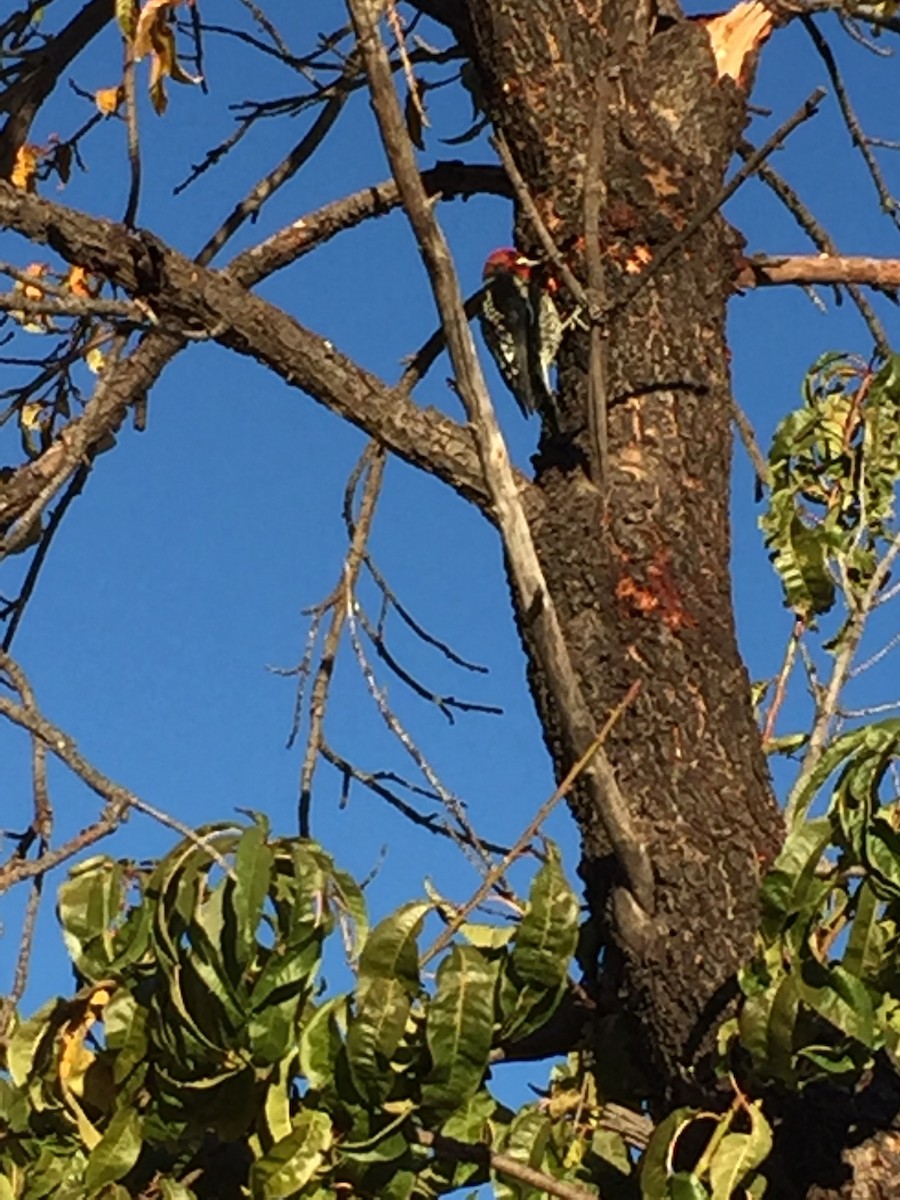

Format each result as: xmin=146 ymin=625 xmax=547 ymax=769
xmin=94 ymin=85 xmax=123 ymax=116
xmin=135 ymin=0 xmax=202 ymax=112
xmin=56 ymin=984 xmax=116 ymax=1148
xmin=133 ymin=0 xmax=174 ymax=61
xmin=86 ymin=346 xmax=107 ymax=374
xmin=150 ymin=75 xmax=168 ymax=116
xmin=67 ymin=266 xmax=97 ymax=298
xmin=18 ymin=264 xmax=47 ymax=302
xmin=10 ymin=144 xmax=39 ymax=191
xmin=116 ymin=0 xmax=139 ymax=40
xmin=19 ymin=403 xmax=44 ymax=431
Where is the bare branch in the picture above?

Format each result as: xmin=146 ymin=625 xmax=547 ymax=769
xmin=613 ymin=89 xmax=827 ymax=318
xmin=802 ymin=15 xmax=900 ymax=230
xmin=299 ymin=444 xmax=386 ymax=835
xmin=415 ymin=1127 xmax=597 ymax=1200
xmin=0 ymin=871 xmax=43 ymax=1043
xmin=347 ymin=0 xmax=655 ymax=928
xmin=786 ymin=528 xmax=900 ymax=823
xmin=2 ymin=463 xmax=90 ymax=650
xmin=228 ymin=161 xmax=508 ymax=286
xmin=0 ymin=182 xmax=493 ymax=514
xmin=196 ymin=52 xmax=362 ymax=267
xmin=736 ymin=138 xmax=891 ymax=354
xmin=736 ymin=253 xmax=900 ymax=292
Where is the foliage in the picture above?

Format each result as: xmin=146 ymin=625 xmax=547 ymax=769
xmin=736 ymin=721 xmax=900 ymax=1092
xmin=0 ymin=824 xmax=601 ymax=1199
xmin=761 ymin=352 xmax=900 ymax=623
xmin=2 ymin=1 xmax=900 ymax=1197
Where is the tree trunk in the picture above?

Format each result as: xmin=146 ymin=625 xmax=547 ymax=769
xmin=464 ymin=0 xmax=784 ymax=1098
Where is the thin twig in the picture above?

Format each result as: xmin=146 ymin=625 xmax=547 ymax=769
xmin=2 ymin=464 xmax=89 ymax=651
xmin=0 ymin=651 xmax=237 ymax=886
xmin=421 ymin=680 xmax=641 ymax=966
xmin=612 ymin=89 xmax=827 ymax=316
xmin=122 ymin=32 xmax=140 ymax=229
xmin=490 ymin=131 xmax=587 ymax=309
xmin=851 ymin=630 xmax=900 ymax=677
xmin=355 ymin=603 xmax=501 ymax=721
xmin=398 ymin=287 xmax=485 ymax=391
xmin=729 ymin=396 xmax=772 ymax=492
xmin=786 ymin=529 xmax=900 ymax=823
xmin=344 ymin=579 xmax=499 ymax=880
xmin=736 ymin=139 xmax=891 ymax=356
xmin=802 ymin=16 xmax=900 ymax=231
xmin=320 ymin=740 xmax=511 ymax=857
xmin=583 ymin=80 xmax=611 ymax=484
xmin=762 ymin=618 xmax=803 ymax=745
xmin=0 ymin=872 xmax=43 ymax=1044
xmin=196 ymin=54 xmax=360 ymax=267
xmin=299 ymin=444 xmax=386 ymax=835
xmin=0 ymin=292 xmax=147 ymax=321
xmin=415 ymin=1128 xmax=597 ymax=1200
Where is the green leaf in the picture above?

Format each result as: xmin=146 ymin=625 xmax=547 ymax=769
xmin=509 ymin=845 xmax=579 ymax=988
xmin=739 ymin=973 xmax=801 ymax=1083
xmin=232 ymin=824 xmax=273 ymax=969
xmin=796 ymin=960 xmax=874 ymax=1048
xmin=248 ymin=1108 xmax=333 ymax=1199
xmin=669 ymin=1173 xmax=710 ymax=1200
xmin=84 ymin=1108 xmax=143 ymax=1192
xmin=441 ymin=1089 xmax=496 ymax=1143
xmin=6 ymin=997 xmax=60 ymax=1087
xmin=116 ymin=0 xmax=136 ymax=39
xmin=787 ymin=720 xmax=900 ymax=827
xmin=338 ymin=1102 xmax=414 ymax=1163
xmin=57 ymin=858 xmax=151 ymax=980
xmin=497 ymin=974 xmax=567 ymax=1044
xmin=345 ymin=901 xmax=429 ymax=1099
xmin=104 ymin=990 xmax=149 ymax=1086
xmin=641 ymin=1108 xmax=696 ymax=1200
xmin=346 ymin=976 xmax=413 ymax=1103
xmin=328 ymin=865 xmax=369 ymax=961
xmin=263 ymin=1060 xmax=293 ymax=1145
xmin=707 ymin=1103 xmax=772 ymax=1200
xmin=299 ymin=996 xmax=347 ymax=1091
xmin=357 ymin=901 xmax=430 ymax=998
xmin=494 ymin=1107 xmax=552 ymax=1200
xmin=160 ymin=1180 xmax=198 ymax=1200
xmin=421 ymin=944 xmax=498 ymax=1111
xmin=759 ymin=818 xmax=831 ymax=938
xmin=843 ymin=880 xmax=884 ymax=984
xmin=591 ymin=1127 xmax=631 ymax=1175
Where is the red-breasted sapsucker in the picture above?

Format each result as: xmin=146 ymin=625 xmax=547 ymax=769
xmin=478 ymin=248 xmax=562 ymax=420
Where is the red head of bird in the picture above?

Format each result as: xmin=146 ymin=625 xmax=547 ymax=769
xmin=482 ymin=248 xmax=533 ymax=282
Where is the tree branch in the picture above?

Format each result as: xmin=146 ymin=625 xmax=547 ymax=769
xmin=736 ymin=252 xmax=900 ymax=293
xmin=228 ymin=161 xmax=508 ymax=285
xmin=347 ymin=0 xmax=655 ymax=925
xmin=415 ymin=1128 xmax=597 ymax=1200
xmin=0 ymin=0 xmax=112 ymax=179
xmin=0 ymin=182 xmax=493 ymax=515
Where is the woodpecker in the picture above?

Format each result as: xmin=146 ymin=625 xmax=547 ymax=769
xmin=479 ymin=248 xmax=562 ymax=420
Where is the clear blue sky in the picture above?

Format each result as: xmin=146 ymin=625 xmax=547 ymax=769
xmin=1 ymin=0 xmax=898 ymax=1123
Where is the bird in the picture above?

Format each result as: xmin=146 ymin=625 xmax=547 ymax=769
xmin=478 ymin=248 xmax=562 ymax=420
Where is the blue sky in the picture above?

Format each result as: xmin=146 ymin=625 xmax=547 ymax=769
xmin=1 ymin=0 xmax=899 ymax=1131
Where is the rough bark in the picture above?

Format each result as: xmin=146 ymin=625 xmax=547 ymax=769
xmin=463 ymin=0 xmax=784 ymax=1097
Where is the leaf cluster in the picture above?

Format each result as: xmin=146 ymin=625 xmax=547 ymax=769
xmin=737 ymin=721 xmax=900 ymax=1090
xmin=761 ymin=352 xmax=900 ymax=622
xmin=0 ymin=821 xmax=598 ymax=1199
